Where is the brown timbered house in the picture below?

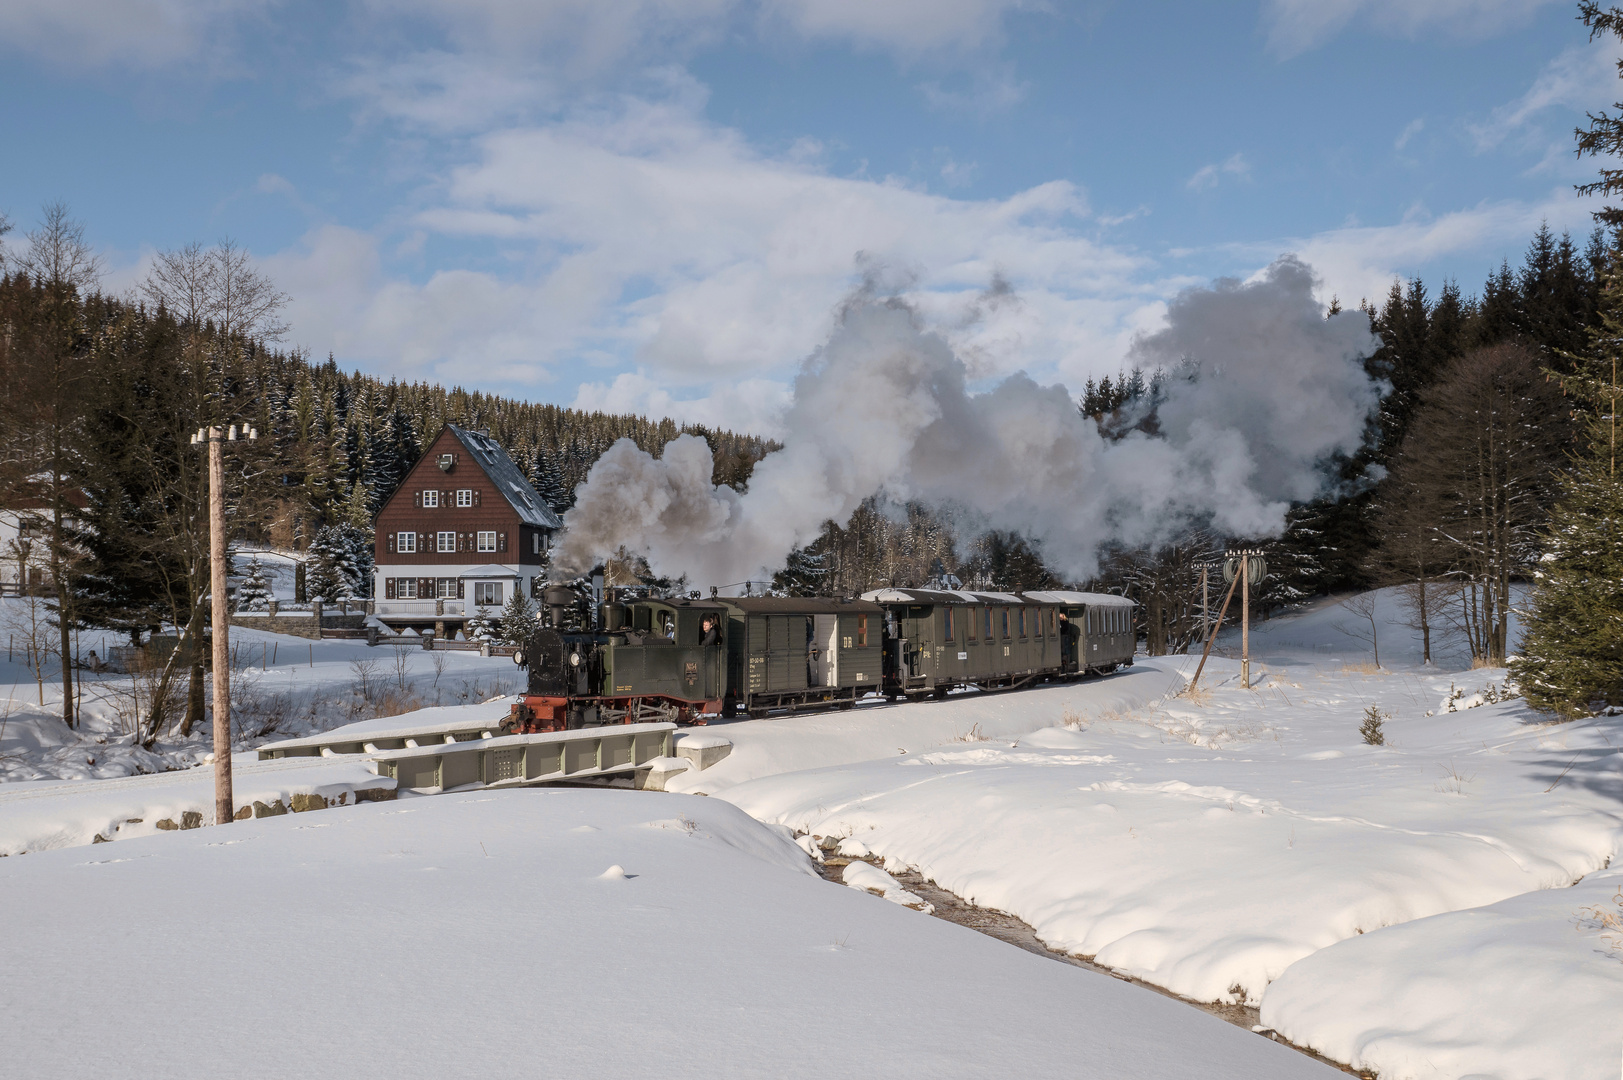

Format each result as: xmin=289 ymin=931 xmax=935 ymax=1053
xmin=372 ymin=424 xmax=563 ymax=637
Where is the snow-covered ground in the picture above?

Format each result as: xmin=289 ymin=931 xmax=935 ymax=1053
xmin=5 ymin=587 xmax=1620 ymax=1078
xmin=0 ymin=595 xmax=524 ymax=784
xmin=0 ymin=789 xmax=1334 ymax=1079
xmin=663 ymin=589 xmax=1623 ymax=1079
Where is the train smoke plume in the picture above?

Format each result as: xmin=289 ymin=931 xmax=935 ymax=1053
xmin=554 ymin=255 xmax=1381 ymax=588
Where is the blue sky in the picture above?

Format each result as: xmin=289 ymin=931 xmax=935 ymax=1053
xmin=1 ymin=0 xmax=1618 ymax=435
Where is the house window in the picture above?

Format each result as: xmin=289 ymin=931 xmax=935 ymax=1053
xmin=397 ymin=531 xmax=416 ymax=553
xmin=477 ymin=531 xmax=496 ymax=552
xmin=856 ymin=614 xmax=867 ymax=647
xmin=437 ymin=531 xmax=456 ymax=553
xmin=532 ymin=532 xmax=542 ymax=555
xmin=474 ymin=582 xmax=502 ymax=606
xmin=436 ymin=578 xmax=456 ymax=598
xmin=423 ymin=489 xmax=439 ymax=508
xmin=397 ymin=578 xmax=418 ymax=599
xmin=457 ymin=489 xmax=473 ymax=507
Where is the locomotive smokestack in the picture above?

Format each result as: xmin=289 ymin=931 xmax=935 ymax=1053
xmin=543 ymin=585 xmax=574 ymax=630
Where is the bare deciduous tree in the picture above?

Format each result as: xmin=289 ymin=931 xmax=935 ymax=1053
xmin=140 ymin=237 xmax=289 ymax=342
xmin=1335 ymin=591 xmax=1381 ymax=668
xmin=1378 ymin=343 xmax=1569 ymax=664
xmin=13 ymin=202 xmax=103 ymax=293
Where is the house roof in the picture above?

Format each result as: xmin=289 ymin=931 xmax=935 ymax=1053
xmin=445 ymin=424 xmax=564 ymax=530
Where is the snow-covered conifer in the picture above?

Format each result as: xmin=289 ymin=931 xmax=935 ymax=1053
xmin=499 ymin=590 xmax=539 ymax=646
xmin=234 ymin=556 xmax=274 ymax=611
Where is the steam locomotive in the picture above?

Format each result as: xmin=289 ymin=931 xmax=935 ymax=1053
xmin=507 ymin=584 xmax=1136 ymax=731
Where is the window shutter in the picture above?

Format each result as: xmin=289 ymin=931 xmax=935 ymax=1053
xmin=457 ymin=579 xmax=465 ymax=600
xmin=474 ymin=489 xmax=481 ymax=506
xmin=414 ymin=490 xmax=420 ymax=507
xmin=385 ymin=578 xmax=395 ymax=599
xmin=387 ymin=533 xmax=395 ymax=553
xmin=498 ymin=532 xmax=506 ymax=552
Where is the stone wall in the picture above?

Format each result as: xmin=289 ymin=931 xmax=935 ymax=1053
xmin=232 ymin=602 xmax=369 ymax=640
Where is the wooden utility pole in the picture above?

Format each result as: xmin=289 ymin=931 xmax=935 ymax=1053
xmin=1241 ymin=554 xmax=1251 ymax=690
xmin=1189 ymin=569 xmax=1241 ymax=691
xmin=193 ymin=423 xmax=256 ymax=825
xmin=1198 ymin=564 xmax=1211 ymax=644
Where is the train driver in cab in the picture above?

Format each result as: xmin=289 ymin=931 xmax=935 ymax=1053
xmin=701 ymin=614 xmax=721 ymax=647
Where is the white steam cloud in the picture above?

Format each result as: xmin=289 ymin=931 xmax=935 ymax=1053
xmin=554 ymin=255 xmax=1381 ymax=588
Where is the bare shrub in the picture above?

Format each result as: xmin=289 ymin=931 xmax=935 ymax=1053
xmin=349 ymin=657 xmax=381 ymax=703
xmin=370 ymin=686 xmax=429 ymax=720
xmin=106 ymin=650 xmax=188 ymax=740
xmin=390 ymin=640 xmax=412 ymax=689
xmin=1576 ymin=887 xmax=1623 ymax=959
xmin=1180 ymin=680 xmax=1213 ymax=705
xmin=430 ymin=649 xmax=447 ymax=686
xmin=1435 ymin=760 xmax=1475 ymax=795
xmin=953 ymin=723 xmax=987 ymax=742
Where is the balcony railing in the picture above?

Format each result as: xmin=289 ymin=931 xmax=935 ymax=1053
xmin=374 ymin=599 xmax=471 ymax=618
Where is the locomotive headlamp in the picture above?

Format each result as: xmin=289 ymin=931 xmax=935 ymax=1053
xmin=569 ymin=652 xmax=582 ymax=667
xmin=512 ymin=650 xmax=525 ymax=667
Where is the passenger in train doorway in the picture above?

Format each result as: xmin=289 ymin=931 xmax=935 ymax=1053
xmin=1058 ymin=610 xmax=1079 ymax=670
xmin=700 ymin=614 xmax=721 ymax=647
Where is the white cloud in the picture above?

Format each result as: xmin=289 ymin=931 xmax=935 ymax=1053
xmin=1471 ymin=40 xmax=1619 ymax=151
xmin=1395 ymin=117 xmax=1424 ymax=150
xmin=571 ymin=371 xmax=794 ymax=435
xmin=763 ymin=0 xmax=1037 ymax=55
xmin=1262 ymin=0 xmax=1559 ymax=58
xmin=0 ymin=0 xmax=271 ymax=68
xmin=259 ymin=96 xmax=1172 ymax=424
xmin=919 ymin=65 xmax=1029 ymax=116
xmin=1252 ymin=189 xmax=1597 ymax=308
xmin=1187 ymin=153 xmax=1250 ymax=192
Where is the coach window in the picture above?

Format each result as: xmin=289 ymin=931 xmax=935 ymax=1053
xmin=856 ymin=614 xmax=868 ymax=647
xmin=984 ymin=607 xmax=992 ymax=640
xmin=944 ymin=607 xmax=955 ymax=642
xmin=1000 ymin=608 xmax=1009 ymax=639
xmin=967 ymin=607 xmax=977 ymax=642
